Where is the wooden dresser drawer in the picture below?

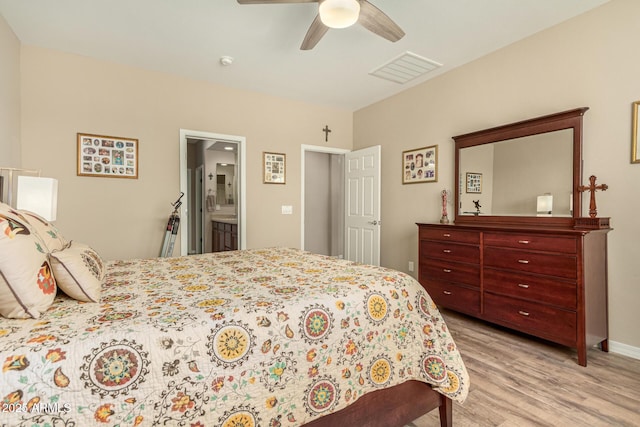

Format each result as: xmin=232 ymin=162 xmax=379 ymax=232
xmin=420 ymin=240 xmax=480 ymax=263
xmin=484 ymin=268 xmax=576 ymax=309
xmin=483 ymin=293 xmax=576 ymax=346
xmin=421 ymin=258 xmax=480 ymax=288
xmin=419 ymin=227 xmax=480 ymax=244
xmin=421 ymin=280 xmax=480 ymax=316
xmin=484 ymin=232 xmax=577 ymax=254
xmin=484 ymin=247 xmax=577 ymax=280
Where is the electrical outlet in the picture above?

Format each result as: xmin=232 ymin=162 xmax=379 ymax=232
xmin=408 ymin=261 xmax=414 ymax=272
xmin=281 ymin=205 xmax=293 ymax=215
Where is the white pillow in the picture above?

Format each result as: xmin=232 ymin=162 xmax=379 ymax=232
xmin=0 ymin=203 xmax=57 ymax=318
xmin=49 ymin=241 xmax=104 ymax=302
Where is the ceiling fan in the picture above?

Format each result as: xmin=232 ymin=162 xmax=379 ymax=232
xmin=236 ymin=0 xmax=405 ymax=50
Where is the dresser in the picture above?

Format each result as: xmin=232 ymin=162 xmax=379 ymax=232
xmin=417 ymin=222 xmax=610 ymax=366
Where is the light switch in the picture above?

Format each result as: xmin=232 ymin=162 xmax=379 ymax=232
xmin=281 ymin=205 xmax=293 ymax=215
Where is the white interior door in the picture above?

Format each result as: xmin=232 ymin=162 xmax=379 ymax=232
xmin=345 ymin=145 xmax=381 ymax=266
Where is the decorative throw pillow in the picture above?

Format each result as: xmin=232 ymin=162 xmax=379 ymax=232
xmin=0 ymin=203 xmax=57 ymax=318
xmin=18 ymin=209 xmax=67 ymax=252
xmin=49 ymin=241 xmax=104 ymax=302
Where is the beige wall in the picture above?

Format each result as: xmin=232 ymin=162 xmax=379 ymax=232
xmin=0 ymin=14 xmax=20 ymax=169
xmin=354 ymin=0 xmax=640 ymax=349
xmin=491 ymin=131 xmax=573 ymax=216
xmin=20 ymin=46 xmax=353 ymax=260
xmin=459 ymin=143 xmax=494 ymax=215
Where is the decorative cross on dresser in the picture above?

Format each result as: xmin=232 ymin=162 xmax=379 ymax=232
xmin=577 ymin=175 xmax=608 ymax=218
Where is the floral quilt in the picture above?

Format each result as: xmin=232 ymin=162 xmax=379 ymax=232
xmin=0 ymin=248 xmax=468 ymax=426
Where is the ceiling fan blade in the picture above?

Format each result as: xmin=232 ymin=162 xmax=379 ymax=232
xmin=237 ymin=0 xmax=317 ymax=4
xmin=358 ymin=0 xmax=405 ymax=42
xmin=300 ymin=14 xmax=329 ymax=50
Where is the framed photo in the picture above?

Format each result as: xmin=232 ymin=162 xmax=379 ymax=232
xmin=263 ymin=152 xmax=286 ymax=184
xmin=402 ymin=145 xmax=437 ymax=184
xmin=77 ymin=133 xmax=138 ymax=179
xmin=632 ymin=101 xmax=640 ymax=163
xmin=466 ymin=172 xmax=482 ymax=193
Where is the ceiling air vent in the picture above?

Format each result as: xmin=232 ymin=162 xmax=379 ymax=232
xmin=369 ymin=51 xmax=442 ymax=84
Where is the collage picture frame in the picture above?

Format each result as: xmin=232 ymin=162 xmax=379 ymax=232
xmin=402 ymin=145 xmax=438 ymax=184
xmin=466 ymin=172 xmax=482 ymax=193
xmin=77 ymin=133 xmax=138 ymax=179
xmin=263 ymin=152 xmax=286 ymax=184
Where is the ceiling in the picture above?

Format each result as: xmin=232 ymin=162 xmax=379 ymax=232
xmin=0 ymin=0 xmax=609 ymax=111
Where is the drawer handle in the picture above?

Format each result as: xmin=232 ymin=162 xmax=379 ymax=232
xmin=443 ymin=249 xmax=452 ymax=253
xmin=517 ymin=283 xmax=530 ymax=289
xmin=443 ymin=269 xmax=452 ymax=273
xmin=518 ymin=240 xmax=530 ymax=244
xmin=518 ymin=259 xmax=530 ymax=264
xmin=442 ymin=233 xmax=451 ymax=237
xmin=443 ymin=290 xmax=452 ymax=295
xmin=518 ymin=310 xmax=530 ymax=316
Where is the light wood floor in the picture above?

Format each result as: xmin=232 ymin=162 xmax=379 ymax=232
xmin=409 ymin=309 xmax=640 ymax=427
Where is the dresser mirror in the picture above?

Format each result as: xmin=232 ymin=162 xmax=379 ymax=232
xmin=453 ymin=107 xmax=589 ymax=227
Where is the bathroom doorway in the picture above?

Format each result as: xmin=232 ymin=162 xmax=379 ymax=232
xmin=179 ymin=130 xmax=246 ymax=256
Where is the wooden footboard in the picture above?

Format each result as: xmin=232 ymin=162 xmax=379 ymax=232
xmin=303 ymin=380 xmax=451 ymax=427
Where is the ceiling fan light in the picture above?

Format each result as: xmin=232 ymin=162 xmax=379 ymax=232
xmin=319 ymin=0 xmax=360 ymax=29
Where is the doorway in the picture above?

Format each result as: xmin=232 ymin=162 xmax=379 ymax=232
xmin=301 ymin=144 xmax=381 ymax=265
xmin=179 ymin=130 xmax=246 ymax=257
xmin=301 ymin=145 xmax=349 ymax=257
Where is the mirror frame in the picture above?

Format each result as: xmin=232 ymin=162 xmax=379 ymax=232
xmin=453 ymin=107 xmax=589 ymax=227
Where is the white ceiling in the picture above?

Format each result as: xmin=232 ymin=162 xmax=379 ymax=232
xmin=0 ymin=0 xmax=609 ymax=111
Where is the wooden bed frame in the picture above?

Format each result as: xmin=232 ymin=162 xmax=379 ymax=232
xmin=305 ymin=380 xmax=451 ymax=427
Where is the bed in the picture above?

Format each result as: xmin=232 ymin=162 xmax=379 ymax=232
xmin=0 ymin=206 xmax=468 ymax=427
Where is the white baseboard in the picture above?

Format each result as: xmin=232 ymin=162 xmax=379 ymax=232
xmin=609 ymin=340 xmax=640 ymax=360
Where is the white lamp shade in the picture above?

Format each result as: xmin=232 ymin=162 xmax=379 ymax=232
xmin=536 ymin=194 xmax=553 ymax=215
xmin=16 ymin=176 xmax=58 ymax=221
xmin=319 ymin=0 xmax=360 ymax=29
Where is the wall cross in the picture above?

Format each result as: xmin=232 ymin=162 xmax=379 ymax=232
xmin=577 ymin=175 xmax=608 ymax=218
xmin=322 ymin=125 xmax=331 ymax=142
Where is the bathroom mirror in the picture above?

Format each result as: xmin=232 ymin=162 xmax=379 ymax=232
xmin=216 ymin=163 xmax=235 ymax=206
xmin=453 ymin=107 xmax=588 ymax=227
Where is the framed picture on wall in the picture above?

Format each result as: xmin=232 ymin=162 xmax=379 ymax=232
xmin=632 ymin=100 xmax=640 ymax=163
xmin=263 ymin=152 xmax=286 ymax=184
xmin=77 ymin=133 xmax=139 ymax=179
xmin=402 ymin=145 xmax=438 ymax=184
xmin=466 ymin=172 xmax=482 ymax=193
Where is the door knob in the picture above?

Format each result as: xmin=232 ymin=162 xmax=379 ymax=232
xmin=368 ymin=220 xmax=380 ymax=225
